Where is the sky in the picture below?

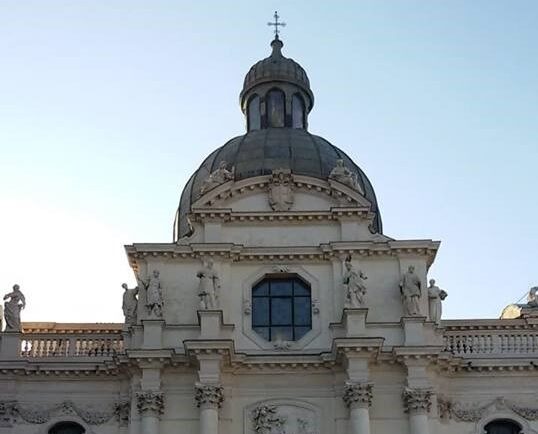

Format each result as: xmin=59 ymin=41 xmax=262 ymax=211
xmin=0 ymin=1 xmax=536 ymax=323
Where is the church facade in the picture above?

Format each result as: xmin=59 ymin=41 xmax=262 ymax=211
xmin=1 ymin=33 xmax=538 ymax=434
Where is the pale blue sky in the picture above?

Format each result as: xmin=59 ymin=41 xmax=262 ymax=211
xmin=0 ymin=1 xmax=536 ymax=322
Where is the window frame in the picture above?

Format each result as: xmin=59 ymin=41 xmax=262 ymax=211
xmin=265 ymin=88 xmax=286 ymax=128
xmin=251 ymin=275 xmax=312 ymax=342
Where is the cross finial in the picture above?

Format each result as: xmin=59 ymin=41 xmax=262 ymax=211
xmin=267 ymin=11 xmax=286 ymax=39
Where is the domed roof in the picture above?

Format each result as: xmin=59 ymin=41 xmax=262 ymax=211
xmin=240 ymin=38 xmax=314 ymax=111
xmin=175 ymin=128 xmax=382 ymax=239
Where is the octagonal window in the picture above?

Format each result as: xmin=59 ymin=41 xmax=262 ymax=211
xmin=252 ymin=276 xmax=312 ymax=341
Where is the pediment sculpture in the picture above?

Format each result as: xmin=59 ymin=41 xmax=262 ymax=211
xmin=200 ymin=161 xmax=234 ymax=194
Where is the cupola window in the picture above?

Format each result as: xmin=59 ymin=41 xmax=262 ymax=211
xmin=292 ymin=94 xmax=305 ymax=129
xmin=266 ymin=89 xmax=285 ymax=127
xmin=251 ymin=276 xmax=312 ymax=342
xmin=484 ymin=419 xmax=522 ymax=434
xmin=48 ymin=422 xmax=86 ymax=434
xmin=247 ymin=95 xmax=261 ymax=131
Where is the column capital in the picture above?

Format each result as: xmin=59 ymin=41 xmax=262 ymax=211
xmin=403 ymin=387 xmax=432 ymax=415
xmin=136 ymin=391 xmax=164 ymax=416
xmin=343 ymin=381 xmax=373 ymax=409
xmin=195 ymin=383 xmax=224 ymax=410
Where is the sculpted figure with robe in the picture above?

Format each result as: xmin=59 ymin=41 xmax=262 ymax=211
xmin=343 ymin=257 xmax=368 ymax=308
xmin=197 ymin=259 xmax=221 ymax=309
xmin=3 ymin=284 xmax=26 ymax=332
xmin=399 ymin=265 xmax=422 ymax=316
xmin=143 ymin=270 xmax=163 ymax=318
xmin=329 ymin=159 xmax=358 ymax=190
xmin=427 ymin=279 xmax=447 ymax=325
xmin=122 ymin=283 xmax=139 ymax=325
xmin=200 ymin=161 xmax=234 ymax=194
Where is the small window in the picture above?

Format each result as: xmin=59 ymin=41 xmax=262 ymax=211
xmin=292 ymin=94 xmax=305 ymax=129
xmin=485 ymin=419 xmax=522 ymax=434
xmin=49 ymin=422 xmax=86 ymax=434
xmin=266 ymin=89 xmax=285 ymax=127
xmin=248 ymin=95 xmax=261 ymax=131
xmin=252 ymin=276 xmax=312 ymax=341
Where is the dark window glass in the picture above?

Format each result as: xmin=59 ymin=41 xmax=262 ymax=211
xmin=485 ymin=420 xmax=522 ymax=434
xmin=267 ymin=89 xmax=285 ymax=127
xmin=248 ymin=95 xmax=261 ymax=131
xmin=292 ymin=94 xmax=305 ymax=129
xmin=251 ymin=277 xmax=312 ymax=341
xmin=49 ymin=422 xmax=85 ymax=434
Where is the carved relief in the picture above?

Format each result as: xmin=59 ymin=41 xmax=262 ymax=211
xmin=438 ymin=396 xmax=538 ymax=422
xmin=195 ymin=383 xmax=224 ymax=409
xmin=201 ymin=161 xmax=234 ymax=194
xmin=268 ymin=169 xmax=294 ymax=211
xmin=343 ymin=382 xmax=373 ymax=409
xmin=403 ymin=388 xmax=432 ymax=414
xmin=248 ymin=401 xmax=319 ymax=434
xmin=136 ymin=391 xmax=164 ymax=416
xmin=252 ymin=404 xmax=286 ymax=434
xmin=0 ymin=400 xmax=123 ymax=425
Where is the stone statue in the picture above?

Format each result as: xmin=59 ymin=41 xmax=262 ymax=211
xmin=268 ymin=169 xmax=294 ymax=211
xmin=329 ymin=159 xmax=358 ymax=189
xmin=200 ymin=160 xmax=234 ymax=194
xmin=197 ymin=259 xmax=221 ymax=309
xmin=121 ymin=283 xmax=139 ymax=325
xmin=142 ymin=270 xmax=163 ymax=318
xmin=527 ymin=287 xmax=538 ymax=308
xmin=428 ymin=279 xmax=448 ymax=325
xmin=343 ymin=257 xmax=367 ymax=308
xmin=399 ymin=265 xmax=422 ymax=316
xmin=3 ymin=284 xmax=26 ymax=332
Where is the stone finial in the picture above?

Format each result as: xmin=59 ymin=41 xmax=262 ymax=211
xmin=136 ymin=391 xmax=164 ymax=416
xmin=403 ymin=388 xmax=433 ymax=414
xmin=343 ymin=382 xmax=373 ymax=409
xmin=194 ymin=383 xmax=224 ymax=409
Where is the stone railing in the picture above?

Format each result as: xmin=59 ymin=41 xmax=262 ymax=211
xmin=17 ymin=323 xmax=124 ymax=358
xmin=443 ymin=319 xmax=538 ymax=357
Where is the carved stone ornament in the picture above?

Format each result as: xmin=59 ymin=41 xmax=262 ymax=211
xmin=343 ymin=382 xmax=373 ymax=409
xmin=272 ymin=264 xmax=291 ymax=273
xmin=0 ymin=400 xmax=123 ymax=426
xmin=328 ymin=159 xmax=359 ymax=190
xmin=252 ymin=404 xmax=286 ymax=434
xmin=200 ymin=160 xmax=234 ymax=194
xmin=342 ymin=256 xmax=367 ymax=309
xmin=3 ymin=284 xmax=25 ymax=332
xmin=403 ymin=388 xmax=433 ymax=414
xmin=268 ymin=169 xmax=294 ymax=211
xmin=136 ymin=391 xmax=164 ymax=416
xmin=114 ymin=400 xmax=131 ymax=427
xmin=437 ymin=396 xmax=538 ymax=422
xmin=141 ymin=270 xmax=164 ymax=319
xmin=197 ymin=258 xmax=221 ymax=310
xmin=399 ymin=265 xmax=422 ymax=316
xmin=195 ymin=383 xmax=224 ymax=409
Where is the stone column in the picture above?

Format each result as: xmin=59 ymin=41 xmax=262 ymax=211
xmin=343 ymin=381 xmax=373 ymax=434
xmin=195 ymin=383 xmax=224 ymax=434
xmin=136 ymin=391 xmax=164 ymax=434
xmin=403 ymin=388 xmax=432 ymax=434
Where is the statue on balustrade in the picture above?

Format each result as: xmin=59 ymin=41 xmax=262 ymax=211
xmin=343 ymin=256 xmax=368 ymax=308
xmin=142 ymin=270 xmax=163 ymax=318
xmin=197 ymin=258 xmax=221 ymax=310
xmin=3 ymin=284 xmax=26 ymax=332
xmin=527 ymin=287 xmax=538 ymax=308
xmin=329 ymin=159 xmax=358 ymax=190
xmin=427 ymin=279 xmax=448 ymax=325
xmin=399 ymin=265 xmax=422 ymax=316
xmin=200 ymin=160 xmax=234 ymax=194
xmin=121 ymin=283 xmax=139 ymax=325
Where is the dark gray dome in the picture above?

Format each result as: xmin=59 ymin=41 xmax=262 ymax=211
xmin=174 ymin=128 xmax=382 ymax=239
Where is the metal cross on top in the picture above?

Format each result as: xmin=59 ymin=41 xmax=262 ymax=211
xmin=267 ymin=11 xmax=286 ymax=39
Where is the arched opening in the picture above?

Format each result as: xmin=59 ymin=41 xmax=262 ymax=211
xmin=485 ymin=419 xmax=522 ymax=434
xmin=292 ymin=94 xmax=305 ymax=129
xmin=251 ymin=275 xmax=312 ymax=342
xmin=266 ymin=89 xmax=285 ymax=128
xmin=247 ymin=94 xmax=261 ymax=131
xmin=48 ymin=421 xmax=86 ymax=434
